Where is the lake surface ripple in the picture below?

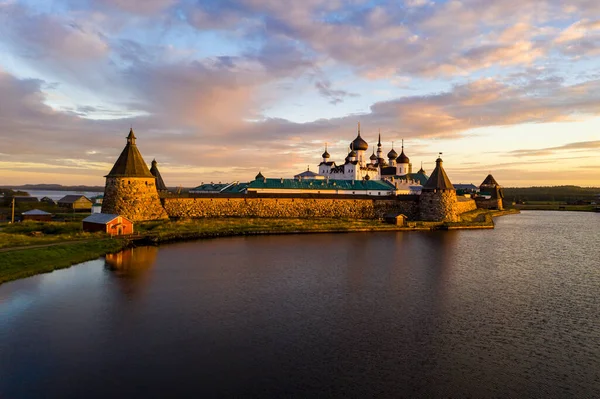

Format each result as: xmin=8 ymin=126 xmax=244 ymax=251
xmin=1 ymin=211 xmax=599 ymax=397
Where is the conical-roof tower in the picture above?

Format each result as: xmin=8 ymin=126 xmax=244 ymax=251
xmin=150 ymin=159 xmax=168 ymax=193
xmin=106 ymin=129 xmax=154 ymax=178
xmin=419 ymin=156 xmax=459 ymax=222
xmin=422 ymin=157 xmax=455 ymax=191
xmin=101 ymin=129 xmax=169 ymax=221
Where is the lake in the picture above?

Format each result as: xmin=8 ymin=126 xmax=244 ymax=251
xmin=1 ymin=211 xmax=599 ymax=398
xmin=16 ymin=189 xmax=102 ymax=201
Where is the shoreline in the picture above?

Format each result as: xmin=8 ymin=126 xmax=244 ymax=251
xmin=0 ymin=209 xmax=519 ymax=285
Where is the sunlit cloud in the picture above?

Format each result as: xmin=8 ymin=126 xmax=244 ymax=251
xmin=0 ymin=0 xmax=599 ymax=187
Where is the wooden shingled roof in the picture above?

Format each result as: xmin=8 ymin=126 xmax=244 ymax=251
xmin=105 ymin=129 xmax=154 ymax=178
xmin=480 ymin=174 xmax=499 ymax=187
xmin=422 ymin=158 xmax=455 ymax=191
xmin=150 ymin=159 xmax=167 ymax=191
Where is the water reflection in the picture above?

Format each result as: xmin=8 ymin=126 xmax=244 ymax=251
xmin=104 ymin=246 xmax=158 ymax=298
xmin=1 ymin=212 xmax=599 ymax=398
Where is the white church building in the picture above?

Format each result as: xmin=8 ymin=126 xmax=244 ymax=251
xmin=315 ymin=123 xmax=429 ymax=194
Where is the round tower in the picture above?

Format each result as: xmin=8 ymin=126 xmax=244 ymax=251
xmin=419 ymin=157 xmax=459 ymax=222
xmin=101 ymin=129 xmax=169 ymax=221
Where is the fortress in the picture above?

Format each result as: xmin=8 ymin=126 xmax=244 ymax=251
xmin=101 ymin=128 xmax=503 ymax=223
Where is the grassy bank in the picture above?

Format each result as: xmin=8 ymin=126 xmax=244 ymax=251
xmin=0 ymin=221 xmax=101 ymax=249
xmin=0 ymin=239 xmax=127 ymax=284
xmin=0 ymin=210 xmax=519 ymax=285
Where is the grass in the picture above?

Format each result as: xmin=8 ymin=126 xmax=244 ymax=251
xmin=0 ymin=221 xmax=101 ymax=249
xmin=514 ymin=204 xmax=596 ymax=211
xmin=0 ymin=238 xmax=127 ymax=284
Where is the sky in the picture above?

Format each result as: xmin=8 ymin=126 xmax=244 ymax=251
xmin=0 ymin=0 xmax=599 ymax=187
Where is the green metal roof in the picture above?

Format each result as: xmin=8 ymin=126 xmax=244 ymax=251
xmin=191 ymin=182 xmax=250 ymax=193
xmin=247 ymin=179 xmax=395 ymax=191
xmin=191 ymin=183 xmax=231 ymax=192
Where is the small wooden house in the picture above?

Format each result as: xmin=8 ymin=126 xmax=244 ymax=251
xmin=13 ymin=196 xmax=39 ymax=205
xmin=40 ymin=196 xmax=56 ymax=205
xmin=57 ymin=195 xmax=93 ymax=211
xmin=22 ymin=209 xmax=52 ymax=222
xmin=82 ymin=214 xmax=134 ymax=236
xmin=384 ymin=213 xmax=407 ymax=226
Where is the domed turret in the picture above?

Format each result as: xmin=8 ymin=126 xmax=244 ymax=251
xmin=370 ymin=152 xmax=377 ymax=161
xmin=398 ymin=150 xmax=410 ymax=164
xmin=322 ymin=143 xmax=330 ymax=159
xmin=398 ymin=139 xmax=410 ymax=164
xmin=350 ymin=122 xmax=368 ymax=151
xmin=387 ymin=148 xmax=398 ymax=160
xmin=255 ymin=171 xmax=264 ymax=180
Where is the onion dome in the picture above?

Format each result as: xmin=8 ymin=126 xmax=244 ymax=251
xmin=387 ymin=148 xmax=398 ymax=159
xmin=398 ymin=140 xmax=409 ymax=163
xmin=398 ymin=150 xmax=410 ymax=164
xmin=322 ymin=143 xmax=330 ymax=159
xmin=350 ymin=122 xmax=368 ymax=151
xmin=255 ymin=171 xmax=264 ymax=180
xmin=349 ymin=149 xmax=357 ymax=157
xmin=370 ymin=152 xmax=377 ymax=161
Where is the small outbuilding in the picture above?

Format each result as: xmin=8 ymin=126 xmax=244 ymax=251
xmin=57 ymin=195 xmax=93 ymax=211
xmin=22 ymin=209 xmax=52 ymax=222
xmin=384 ymin=213 xmax=407 ymax=226
xmin=13 ymin=196 xmax=39 ymax=204
xmin=82 ymin=214 xmax=134 ymax=236
xmin=40 ymin=196 xmax=56 ymax=205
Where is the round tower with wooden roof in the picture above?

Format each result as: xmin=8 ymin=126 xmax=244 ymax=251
xmin=101 ymin=129 xmax=169 ymax=221
xmin=419 ymin=156 xmax=459 ymax=222
xmin=150 ymin=159 xmax=168 ymax=194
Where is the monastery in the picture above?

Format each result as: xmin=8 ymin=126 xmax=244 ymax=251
xmin=101 ymin=126 xmax=504 ymax=223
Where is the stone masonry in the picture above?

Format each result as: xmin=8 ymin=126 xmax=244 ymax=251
xmin=163 ymin=197 xmax=420 ymax=220
xmin=419 ymin=190 xmax=460 ymax=222
xmin=102 ymin=177 xmax=169 ymax=222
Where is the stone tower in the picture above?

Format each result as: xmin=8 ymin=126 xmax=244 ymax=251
xmin=101 ymin=129 xmax=169 ymax=221
xmin=478 ymin=174 xmax=504 ymax=210
xmin=419 ymin=157 xmax=458 ymax=222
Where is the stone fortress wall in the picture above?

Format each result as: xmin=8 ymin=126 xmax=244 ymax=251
xmin=474 ymin=197 xmax=503 ymax=210
xmin=163 ymin=196 xmax=421 ymax=220
xmin=162 ymin=195 xmax=477 ymax=221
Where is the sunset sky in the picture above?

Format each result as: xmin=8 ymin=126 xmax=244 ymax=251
xmin=0 ymin=0 xmax=599 ymax=187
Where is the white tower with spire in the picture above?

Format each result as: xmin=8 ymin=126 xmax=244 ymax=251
xmin=396 ymin=139 xmax=411 ymax=176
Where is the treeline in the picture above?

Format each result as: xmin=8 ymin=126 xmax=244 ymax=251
xmin=503 ymin=186 xmax=600 ymax=202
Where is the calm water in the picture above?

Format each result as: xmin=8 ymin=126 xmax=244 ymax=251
xmin=18 ymin=189 xmax=102 ymax=201
xmin=1 ymin=211 xmax=599 ymax=398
